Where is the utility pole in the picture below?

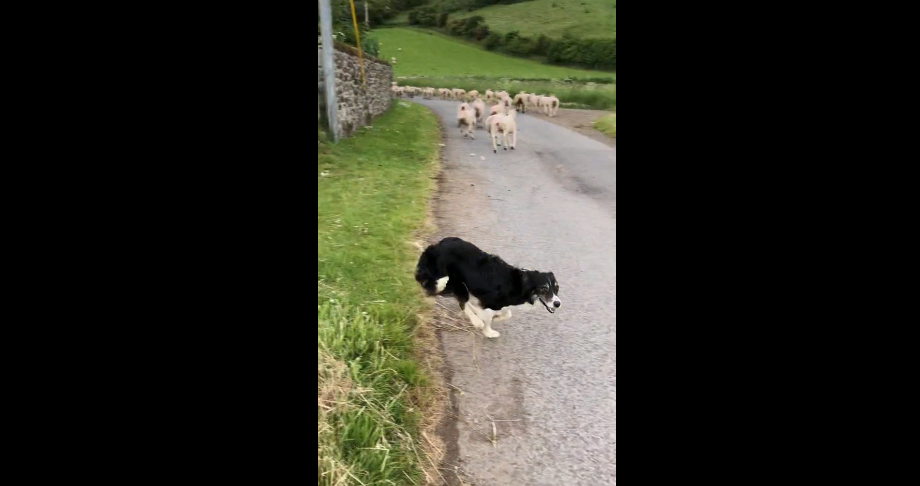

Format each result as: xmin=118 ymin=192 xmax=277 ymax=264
xmin=319 ymin=0 xmax=338 ymax=142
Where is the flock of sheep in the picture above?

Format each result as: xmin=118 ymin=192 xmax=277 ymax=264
xmin=391 ymin=83 xmax=561 ymax=154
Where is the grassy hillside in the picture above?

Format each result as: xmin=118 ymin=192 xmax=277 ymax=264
xmin=454 ymin=0 xmax=617 ymax=40
xmin=377 ymin=27 xmax=612 ymax=79
xmin=378 ymin=27 xmax=616 ymax=110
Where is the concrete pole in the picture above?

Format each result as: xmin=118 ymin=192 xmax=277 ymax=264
xmin=319 ymin=0 xmax=338 ymax=142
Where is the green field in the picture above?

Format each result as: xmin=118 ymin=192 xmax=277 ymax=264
xmin=453 ymin=0 xmax=617 ymax=40
xmin=378 ymin=27 xmax=613 ymax=79
xmin=377 ymin=27 xmax=616 ymax=110
xmin=318 ymin=102 xmax=440 ymax=485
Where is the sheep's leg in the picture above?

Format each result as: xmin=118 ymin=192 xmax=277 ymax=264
xmin=511 ymin=128 xmax=516 ymax=150
xmin=491 ymin=130 xmax=499 ymax=153
xmin=503 ymin=129 xmax=508 ymax=150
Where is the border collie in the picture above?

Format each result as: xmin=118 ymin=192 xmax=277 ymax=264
xmin=415 ymin=237 xmax=561 ymax=338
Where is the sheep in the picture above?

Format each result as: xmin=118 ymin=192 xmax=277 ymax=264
xmin=466 ymin=90 xmax=480 ymax=102
xmin=489 ymin=102 xmax=507 ymax=117
xmin=471 ymin=99 xmax=486 ymax=129
xmin=423 ymin=87 xmax=435 ymax=99
xmin=452 ymin=88 xmax=467 ymax=100
xmin=484 ymin=89 xmax=495 ymax=102
xmin=540 ymin=95 xmax=560 ymax=117
xmin=457 ymin=102 xmax=476 ymax=139
xmin=488 ymin=110 xmax=517 ymax=153
xmin=390 ymin=86 xmax=404 ymax=97
xmin=495 ymin=91 xmax=509 ymax=101
xmin=527 ymin=93 xmax=541 ymax=109
xmin=500 ymin=95 xmax=513 ymax=112
xmin=512 ymin=91 xmax=528 ymax=113
xmin=437 ymin=88 xmax=451 ymax=99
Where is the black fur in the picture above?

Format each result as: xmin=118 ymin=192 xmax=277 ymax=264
xmin=415 ymin=237 xmax=559 ymax=313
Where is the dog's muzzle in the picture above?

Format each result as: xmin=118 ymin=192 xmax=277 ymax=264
xmin=539 ymin=297 xmax=556 ymax=314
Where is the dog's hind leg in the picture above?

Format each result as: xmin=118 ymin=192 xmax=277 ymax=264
xmin=492 ymin=308 xmax=512 ymax=322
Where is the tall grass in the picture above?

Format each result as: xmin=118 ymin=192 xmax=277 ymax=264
xmin=592 ymin=113 xmax=617 ymax=138
xmin=318 ymin=101 xmax=440 ymax=485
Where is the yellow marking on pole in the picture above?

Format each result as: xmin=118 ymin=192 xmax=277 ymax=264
xmin=348 ymin=0 xmax=367 ymax=89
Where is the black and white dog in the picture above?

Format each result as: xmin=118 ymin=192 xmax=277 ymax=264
xmin=415 ymin=237 xmax=561 ymax=338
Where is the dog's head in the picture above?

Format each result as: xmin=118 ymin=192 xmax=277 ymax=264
xmin=523 ymin=270 xmax=562 ymax=313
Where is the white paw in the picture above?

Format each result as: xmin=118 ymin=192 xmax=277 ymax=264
xmin=435 ymin=276 xmax=449 ymax=293
xmin=482 ymin=328 xmax=500 ymax=338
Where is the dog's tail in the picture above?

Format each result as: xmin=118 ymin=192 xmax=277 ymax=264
xmin=415 ymin=244 xmax=449 ymax=296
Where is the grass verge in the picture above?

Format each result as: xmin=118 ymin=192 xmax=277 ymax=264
xmin=592 ymin=113 xmax=616 ymax=139
xmin=318 ymin=101 xmax=442 ymax=486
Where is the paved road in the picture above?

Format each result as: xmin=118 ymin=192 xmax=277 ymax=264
xmin=413 ymin=99 xmax=617 ymax=486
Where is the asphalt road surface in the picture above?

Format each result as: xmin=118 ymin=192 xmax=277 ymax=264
xmin=412 ymin=99 xmax=617 ymax=486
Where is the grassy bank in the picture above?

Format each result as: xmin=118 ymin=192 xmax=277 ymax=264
xmin=593 ymin=113 xmax=616 ymax=138
xmin=318 ymin=101 xmax=440 ymax=486
xmin=378 ymin=28 xmax=616 ymax=110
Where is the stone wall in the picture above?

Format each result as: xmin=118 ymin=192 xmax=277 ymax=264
xmin=318 ymin=39 xmax=393 ymax=140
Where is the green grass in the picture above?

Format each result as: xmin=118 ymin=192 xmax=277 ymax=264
xmin=452 ymin=0 xmax=616 ymax=40
xmin=377 ymin=27 xmax=613 ymax=79
xmin=318 ymin=101 xmax=440 ymax=486
xmin=377 ymin=27 xmax=616 ymax=110
xmin=593 ymin=113 xmax=616 ymax=138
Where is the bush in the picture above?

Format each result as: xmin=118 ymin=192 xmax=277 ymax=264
xmin=545 ymin=34 xmax=616 ymax=70
xmin=471 ymin=24 xmax=490 ymax=40
xmin=484 ymin=32 xmax=503 ymax=50
xmin=438 ymin=12 xmax=449 ymax=27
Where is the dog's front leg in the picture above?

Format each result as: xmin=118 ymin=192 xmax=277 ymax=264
xmin=463 ymin=303 xmax=485 ymax=329
xmin=479 ymin=310 xmax=500 ymax=338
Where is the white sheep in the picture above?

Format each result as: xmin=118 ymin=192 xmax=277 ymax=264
xmin=452 ymin=88 xmax=467 ymax=100
xmin=423 ymin=87 xmax=435 ymax=99
xmin=527 ymin=93 xmax=540 ymax=109
xmin=489 ymin=110 xmax=517 ymax=153
xmin=540 ymin=95 xmax=560 ymax=117
xmin=495 ymin=90 xmax=509 ymax=101
xmin=512 ymin=91 xmax=528 ymax=113
xmin=437 ymin=88 xmax=451 ymax=99
xmin=484 ymin=89 xmax=495 ymax=102
xmin=466 ymin=90 xmax=480 ymax=102
xmin=471 ymin=99 xmax=486 ymax=129
xmin=489 ymin=102 xmax=507 ymax=117
xmin=390 ymin=85 xmax=404 ymax=97
xmin=457 ymin=102 xmax=476 ymax=139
